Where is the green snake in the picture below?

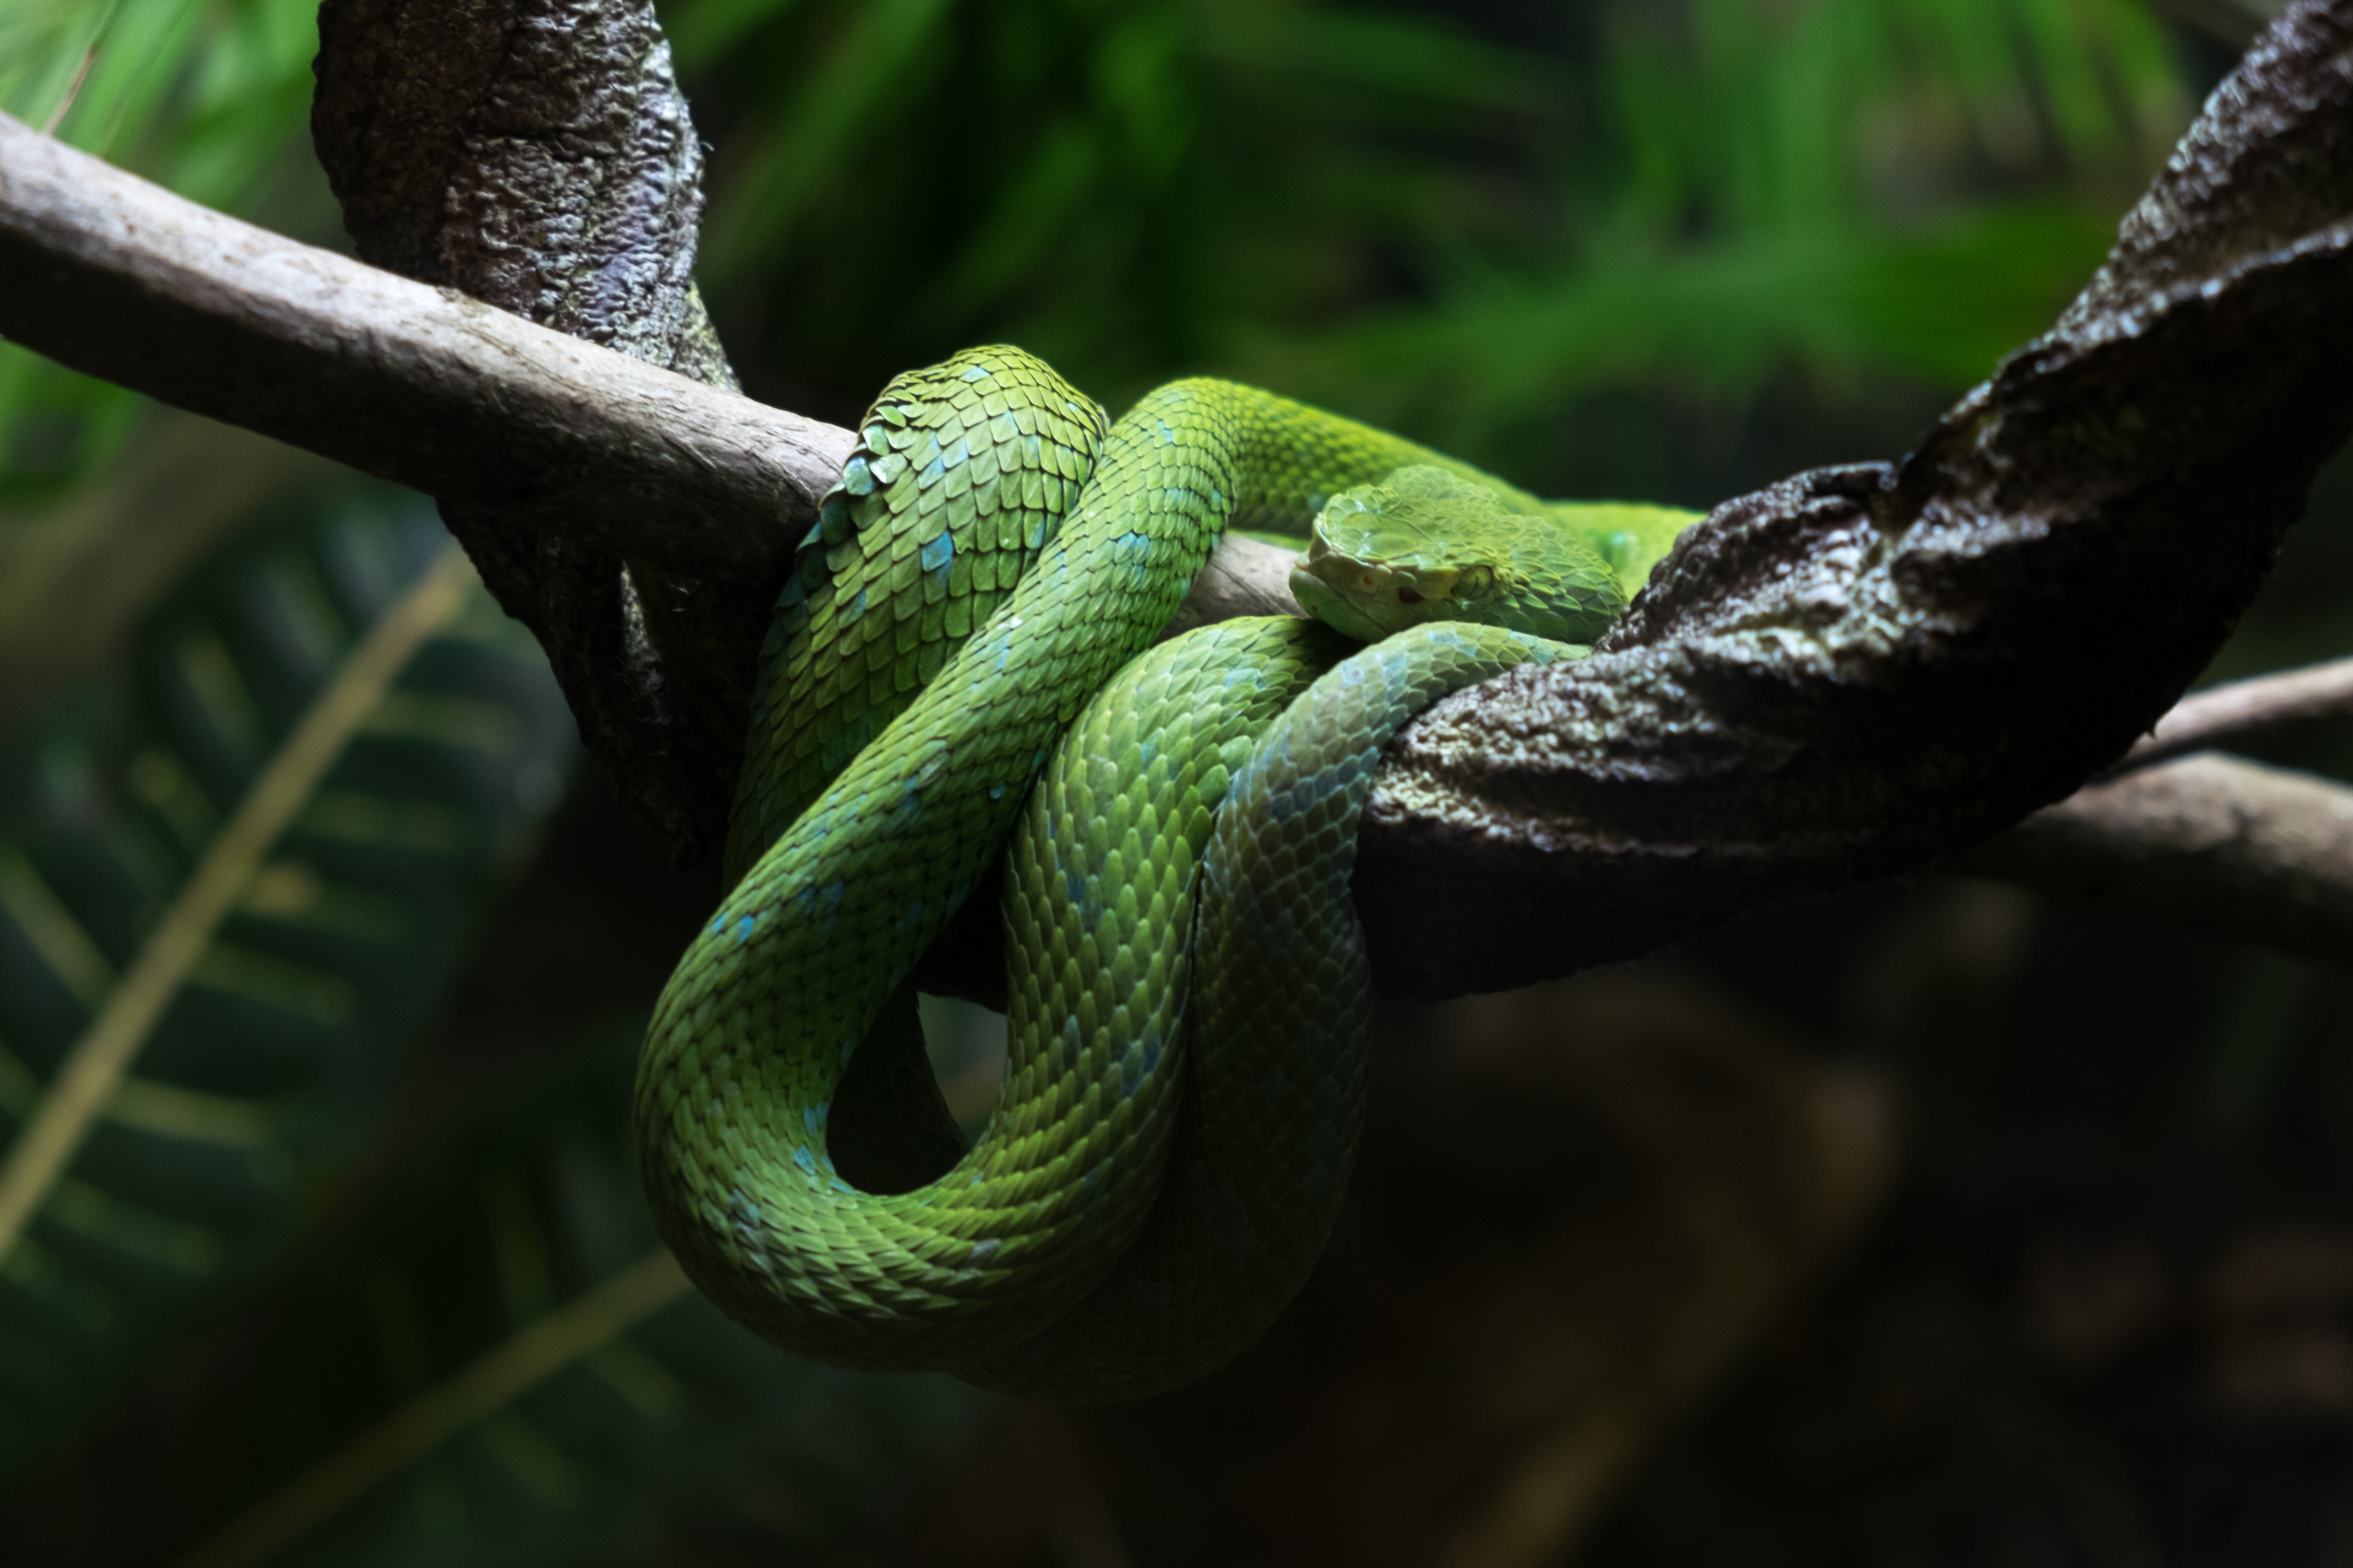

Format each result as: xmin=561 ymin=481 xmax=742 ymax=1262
xmin=633 ymin=347 xmax=1697 ymax=1399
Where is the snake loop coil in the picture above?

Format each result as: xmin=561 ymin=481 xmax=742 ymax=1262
xmin=633 ymin=347 xmax=1695 ymax=1400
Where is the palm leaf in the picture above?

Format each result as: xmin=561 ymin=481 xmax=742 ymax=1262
xmin=115 ymin=1025 xmax=981 ymax=1568
xmin=1239 ymin=0 xmax=2185 ymax=468
xmin=0 ymin=494 xmax=577 ymax=1477
xmin=1263 ymin=204 xmax=2120 ymax=456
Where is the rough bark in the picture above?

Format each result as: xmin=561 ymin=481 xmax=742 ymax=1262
xmin=5 ymin=6 xmax=2353 ymax=990
xmin=1352 ymin=1 xmax=2353 ymax=995
xmin=313 ymin=0 xmax=755 ymax=868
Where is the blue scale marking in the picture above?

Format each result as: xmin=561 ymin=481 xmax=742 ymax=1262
xmin=791 ymin=878 xmax=848 ymax=935
xmin=920 ymin=532 xmax=953 ymax=572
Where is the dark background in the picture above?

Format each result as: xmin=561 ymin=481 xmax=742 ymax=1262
xmin=5 ymin=1 xmax=2352 ymax=1563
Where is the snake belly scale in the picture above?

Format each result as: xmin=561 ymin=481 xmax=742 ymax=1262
xmin=633 ymin=346 xmax=1686 ymax=1396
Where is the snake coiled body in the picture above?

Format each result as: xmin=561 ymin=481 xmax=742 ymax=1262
xmin=633 ymin=347 xmax=1694 ymax=1397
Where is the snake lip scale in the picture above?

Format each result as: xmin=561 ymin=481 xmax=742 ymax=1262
xmin=633 ymin=345 xmax=1696 ymax=1399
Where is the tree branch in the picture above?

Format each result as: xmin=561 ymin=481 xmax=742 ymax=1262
xmin=6 ymin=5 xmax=2353 ymax=994
xmin=2106 ymin=654 xmax=2353 ymax=774
xmin=0 ymin=111 xmax=849 ymax=580
xmin=1352 ymin=0 xmax=2353 ymax=995
xmin=1204 ymin=544 xmax=2353 ymax=969
xmin=1965 ymin=754 xmax=2353 ymax=962
xmin=312 ymin=0 xmax=761 ymax=862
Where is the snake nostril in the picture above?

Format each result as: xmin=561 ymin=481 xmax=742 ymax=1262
xmin=1396 ymin=586 xmax=1424 ymax=606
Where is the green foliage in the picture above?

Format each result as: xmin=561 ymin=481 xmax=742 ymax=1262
xmin=130 ymin=1026 xmax=978 ymax=1568
xmin=0 ymin=495 xmax=576 ymax=1477
xmin=0 ymin=0 xmax=325 ymax=503
xmin=29 ymin=4 xmax=2345 ymax=1557
xmin=1281 ymin=0 xmax=2184 ymax=448
xmin=0 ymin=0 xmax=2197 ymax=500
xmin=674 ymin=0 xmax=2188 ymax=466
xmin=0 ymin=492 xmax=983 ymax=1562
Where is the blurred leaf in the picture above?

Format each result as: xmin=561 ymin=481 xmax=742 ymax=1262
xmin=135 ymin=1025 xmax=980 ymax=1568
xmin=1267 ymin=205 xmax=2120 ymax=448
xmin=0 ymin=0 xmax=327 ymax=506
xmin=0 ymin=494 xmax=577 ymax=1478
xmin=683 ymin=0 xmax=2190 ymax=468
xmin=698 ymin=0 xmax=959 ymax=278
xmin=0 ymin=413 xmax=343 ymax=731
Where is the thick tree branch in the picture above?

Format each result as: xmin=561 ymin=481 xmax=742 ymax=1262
xmin=1198 ymin=543 xmax=2353 ymax=969
xmin=1352 ymin=0 xmax=2353 ymax=996
xmin=312 ymin=0 xmax=760 ymax=862
xmin=6 ymin=5 xmax=2353 ymax=990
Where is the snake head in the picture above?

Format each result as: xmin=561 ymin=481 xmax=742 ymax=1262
xmin=1289 ymin=465 xmax=1627 ymax=644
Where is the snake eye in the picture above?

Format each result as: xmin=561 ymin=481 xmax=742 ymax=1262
xmin=1396 ymin=585 xmax=1424 ymax=606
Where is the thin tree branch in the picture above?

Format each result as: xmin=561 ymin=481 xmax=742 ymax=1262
xmin=0 ymin=111 xmax=851 ymax=583
xmin=0 ymin=94 xmax=1285 ymax=870
xmin=1965 ymin=754 xmax=2353 ymax=962
xmin=6 ymin=5 xmax=2353 ymax=996
xmin=2105 ymin=654 xmax=2353 ymax=775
